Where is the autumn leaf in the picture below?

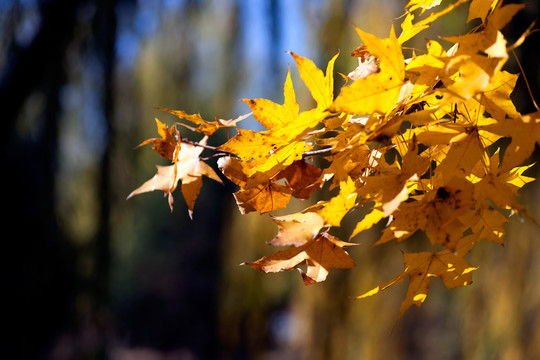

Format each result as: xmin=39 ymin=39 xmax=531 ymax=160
xmin=464 ymin=203 xmax=507 ymax=245
xmin=242 ymin=69 xmax=299 ymax=132
xmin=128 ymin=136 xmax=222 ymax=218
xmin=482 ymin=112 xmax=540 ymax=171
xmin=434 ymin=128 xmax=486 ymax=182
xmin=268 ymin=212 xmax=325 ymax=247
xmin=349 ymin=207 xmax=386 ymax=240
xmin=347 ymin=45 xmax=380 ymax=80
xmin=217 ymin=155 xmax=283 ymax=192
xmin=136 ymin=118 xmax=180 ymax=160
xmin=218 ymin=129 xmax=285 ymax=165
xmin=357 ymin=136 xmax=428 ymax=216
xmin=467 ymin=0 xmax=498 ymax=23
xmin=157 ymin=107 xmax=249 ymax=136
xmin=243 ymin=60 xmax=333 ymax=143
xmin=478 ymin=70 xmax=520 ymax=120
xmin=405 ymin=0 xmax=442 ymax=14
xmin=233 ymin=182 xmax=292 ymax=215
xmin=489 ymin=3 xmax=527 ymax=31
xmin=243 ymin=233 xmax=356 ymax=285
xmin=276 ymin=160 xmax=322 ymax=199
xmin=317 ymin=177 xmax=358 ymax=226
xmin=250 ymin=140 xmax=312 ymax=176
xmin=329 ymin=26 xmax=405 ymax=116
xmin=377 ymin=177 xmax=476 ymax=249
xmin=413 ymin=0 xmax=470 ymax=28
xmin=398 ymin=12 xmax=431 ymax=45
xmin=357 ymin=246 xmax=477 ymax=319
xmin=319 ymin=140 xmax=373 ymax=188
xmin=288 ymin=51 xmax=339 ymax=110
xmin=127 ymin=164 xmax=178 ymax=211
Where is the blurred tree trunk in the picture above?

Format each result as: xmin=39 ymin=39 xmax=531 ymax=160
xmin=90 ymin=0 xmax=119 ymax=357
xmin=1 ymin=0 xmax=82 ymax=358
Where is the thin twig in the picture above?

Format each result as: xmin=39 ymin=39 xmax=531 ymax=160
xmin=302 ymin=147 xmax=335 ymax=158
xmin=511 ymin=48 xmax=540 ymax=112
xmin=182 ymin=135 xmax=336 ymax=160
xmin=180 ymin=136 xmax=234 ymax=156
xmin=200 ymin=153 xmax=233 ymax=161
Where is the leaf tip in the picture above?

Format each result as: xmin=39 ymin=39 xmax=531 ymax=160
xmin=299 ymin=268 xmax=317 ymax=286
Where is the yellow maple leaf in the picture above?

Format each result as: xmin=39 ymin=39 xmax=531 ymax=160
xmin=268 ymin=212 xmax=325 ymax=247
xmin=466 ymin=149 xmax=535 ymax=218
xmin=405 ymin=0 xmax=443 ymax=14
xmin=356 ymin=136 xmax=428 ymax=216
xmin=349 ymin=207 xmax=386 ymax=240
xmin=482 ymin=112 xmax=540 ymax=171
xmin=249 ymin=140 xmax=311 ymax=176
xmin=467 ymin=0 xmax=500 ymax=23
xmin=414 ymin=0 xmax=471 ymax=28
xmin=357 ymin=247 xmax=477 ymax=319
xmin=317 ymin=177 xmax=358 ymax=226
xmin=443 ymin=56 xmax=493 ymax=100
xmin=329 ymin=25 xmax=405 ymax=116
xmin=157 ymin=107 xmax=249 ymax=136
xmin=488 ymin=3 xmax=527 ymax=31
xmin=398 ymin=11 xmax=431 ymax=45
xmin=478 ymin=70 xmax=520 ymax=120
xmin=435 ymin=128 xmax=486 ymax=182
xmin=218 ymin=129 xmax=283 ymax=165
xmin=276 ymin=160 xmax=323 ymax=200
xmin=136 ymin=118 xmax=180 ymax=160
xmin=288 ymin=51 xmax=339 ymax=110
xmin=377 ymin=177 xmax=476 ymax=249
xmin=243 ymin=233 xmax=356 ymax=285
xmin=464 ymin=203 xmax=508 ymax=245
xmin=233 ymin=182 xmax=292 ymax=215
xmin=128 ymin=137 xmax=222 ymax=218
xmin=242 ymin=68 xmax=299 ymax=132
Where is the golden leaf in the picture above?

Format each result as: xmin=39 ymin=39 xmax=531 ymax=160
xmin=329 ymin=26 xmax=404 ymax=116
xmin=317 ymin=177 xmax=358 ymax=226
xmin=233 ymin=182 xmax=292 ymax=215
xmin=276 ymin=160 xmax=323 ymax=200
xmin=128 ymin=137 xmax=222 ymax=218
xmin=357 ymin=247 xmax=477 ymax=319
xmin=136 ymin=118 xmax=180 ymax=160
xmin=269 ymin=212 xmax=325 ymax=247
xmin=243 ymin=233 xmax=356 ymax=285
xmin=288 ymin=51 xmax=339 ymax=110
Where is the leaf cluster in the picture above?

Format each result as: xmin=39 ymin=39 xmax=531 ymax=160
xmin=129 ymin=0 xmax=539 ymax=320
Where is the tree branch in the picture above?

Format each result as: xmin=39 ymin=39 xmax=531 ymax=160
xmin=181 ymin=136 xmax=335 ymax=160
xmin=302 ymin=147 xmax=335 ymax=158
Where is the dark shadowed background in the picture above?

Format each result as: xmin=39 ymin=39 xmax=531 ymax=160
xmin=2 ymin=0 xmax=540 ymax=359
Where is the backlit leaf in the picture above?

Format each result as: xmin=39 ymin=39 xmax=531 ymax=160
xmin=243 ymin=233 xmax=356 ymax=285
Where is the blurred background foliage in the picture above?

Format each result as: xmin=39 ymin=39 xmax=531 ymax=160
xmin=2 ymin=0 xmax=539 ymax=359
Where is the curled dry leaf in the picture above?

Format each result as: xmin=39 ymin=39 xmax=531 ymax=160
xmin=136 ymin=118 xmax=180 ymax=160
xmin=348 ymin=45 xmax=380 ymax=80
